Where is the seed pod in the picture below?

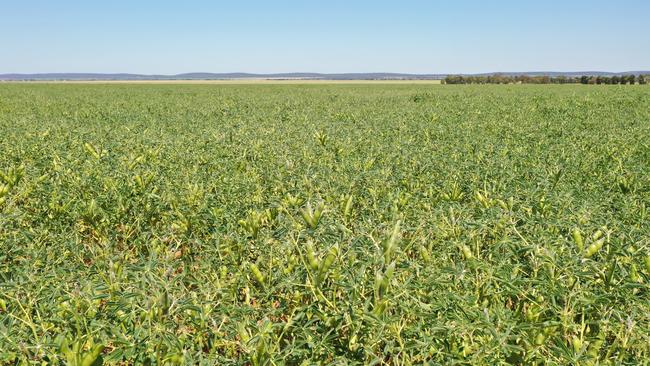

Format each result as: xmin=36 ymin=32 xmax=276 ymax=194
xmin=81 ymin=344 xmax=105 ymax=366
xmin=83 ymin=142 xmax=101 ymax=160
xmin=238 ymin=323 xmax=250 ymax=343
xmin=592 ymin=230 xmax=603 ymax=241
xmin=373 ymin=299 xmax=387 ymax=316
xmin=586 ymin=333 xmax=605 ymax=358
xmin=249 ymin=263 xmax=265 ymax=285
xmin=316 ymin=246 xmax=338 ymax=285
xmin=460 ymin=245 xmax=473 ymax=260
xmin=644 ymin=256 xmax=650 ymax=273
xmin=0 ymin=184 xmax=8 ymax=198
xmin=128 ymin=154 xmax=144 ymax=169
xmin=167 ymin=354 xmax=184 ymax=365
xmin=349 ymin=334 xmax=358 ymax=351
xmin=306 ymin=241 xmax=319 ymax=271
xmin=374 ymin=271 xmax=384 ymax=299
xmin=629 ymin=263 xmax=641 ymax=283
xmin=382 ymin=221 xmax=401 ymax=263
xmin=376 ymin=261 xmax=396 ymax=300
xmin=572 ymin=337 xmax=583 ymax=353
xmin=301 ymin=201 xmax=325 ymax=229
xmin=284 ymin=255 xmax=297 ymax=274
xmin=572 ymin=228 xmax=584 ymax=252
xmin=419 ymin=245 xmax=431 ymax=262
xmin=584 ymin=238 xmax=605 ymax=258
xmin=160 ymin=290 xmax=170 ymax=316
xmin=343 ymin=195 xmax=353 ymax=218
xmin=605 ymin=261 xmax=616 ymax=286
xmin=134 ymin=174 xmax=144 ymax=188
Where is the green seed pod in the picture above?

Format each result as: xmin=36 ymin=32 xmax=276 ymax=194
xmin=525 ymin=304 xmax=541 ymax=322
xmin=375 ymin=271 xmax=384 ymax=299
xmin=349 ymin=334 xmax=358 ymax=351
xmin=373 ymin=299 xmax=387 ymax=316
xmin=249 ymin=263 xmax=265 ymax=285
xmin=644 ymin=256 xmax=650 ymax=274
xmin=134 ymin=174 xmax=144 ymax=188
xmin=605 ymin=261 xmax=616 ymax=286
xmin=292 ymin=291 xmax=302 ymax=304
xmin=461 ymin=245 xmax=473 ymax=260
xmin=572 ymin=228 xmax=584 ymax=252
xmin=160 ymin=290 xmax=169 ymax=315
xmin=81 ymin=344 xmax=105 ymax=366
xmin=377 ymin=261 xmax=395 ymax=299
xmin=586 ymin=333 xmax=605 ymax=358
xmin=83 ymin=142 xmax=101 ymax=160
xmin=343 ymin=195 xmax=353 ymax=218
xmin=592 ymin=230 xmax=603 ymax=241
xmin=629 ymin=263 xmax=641 ymax=283
xmin=317 ymin=246 xmax=337 ymax=285
xmin=284 ymin=255 xmax=297 ymax=274
xmin=382 ymin=221 xmax=401 ymax=263
xmin=128 ymin=154 xmax=144 ymax=169
xmin=572 ymin=337 xmax=583 ymax=353
xmin=584 ymin=238 xmax=605 ymax=258
xmin=306 ymin=241 xmax=319 ymax=271
xmin=238 ymin=323 xmax=250 ymax=343
xmin=419 ymin=245 xmax=431 ymax=262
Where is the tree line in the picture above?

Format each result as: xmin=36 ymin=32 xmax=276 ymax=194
xmin=443 ymin=74 xmax=647 ymax=85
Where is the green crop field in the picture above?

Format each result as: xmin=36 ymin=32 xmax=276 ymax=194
xmin=0 ymin=84 xmax=649 ymax=364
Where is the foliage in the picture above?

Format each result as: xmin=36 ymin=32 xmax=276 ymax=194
xmin=0 ymin=84 xmax=649 ymax=364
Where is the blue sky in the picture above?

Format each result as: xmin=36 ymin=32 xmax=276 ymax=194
xmin=2 ymin=0 xmax=649 ymax=74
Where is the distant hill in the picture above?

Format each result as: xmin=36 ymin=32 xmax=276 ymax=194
xmin=1 ymin=71 xmax=649 ymax=81
xmin=0 ymin=72 xmax=444 ymax=81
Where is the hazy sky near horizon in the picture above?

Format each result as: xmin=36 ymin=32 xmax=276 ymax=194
xmin=2 ymin=0 xmax=650 ymax=74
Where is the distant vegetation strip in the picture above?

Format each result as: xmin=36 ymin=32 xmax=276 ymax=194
xmin=444 ymin=74 xmax=649 ymax=84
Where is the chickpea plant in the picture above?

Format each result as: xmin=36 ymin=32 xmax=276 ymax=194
xmin=0 ymin=83 xmax=648 ymax=364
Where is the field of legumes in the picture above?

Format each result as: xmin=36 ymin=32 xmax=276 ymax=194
xmin=1 ymin=83 xmax=649 ymax=365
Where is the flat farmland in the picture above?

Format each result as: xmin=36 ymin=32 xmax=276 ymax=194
xmin=0 ymin=84 xmax=649 ymax=364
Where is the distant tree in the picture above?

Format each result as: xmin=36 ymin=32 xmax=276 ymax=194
xmin=626 ymin=75 xmax=633 ymax=84
xmin=492 ymin=74 xmax=508 ymax=84
xmin=611 ymin=75 xmax=620 ymax=84
xmin=628 ymin=75 xmax=637 ymax=84
xmin=444 ymin=74 xmax=609 ymax=85
xmin=639 ymin=74 xmax=647 ymax=85
xmin=444 ymin=75 xmax=465 ymax=84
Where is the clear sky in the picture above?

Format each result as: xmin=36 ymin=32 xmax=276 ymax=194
xmin=2 ymin=0 xmax=649 ymax=74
